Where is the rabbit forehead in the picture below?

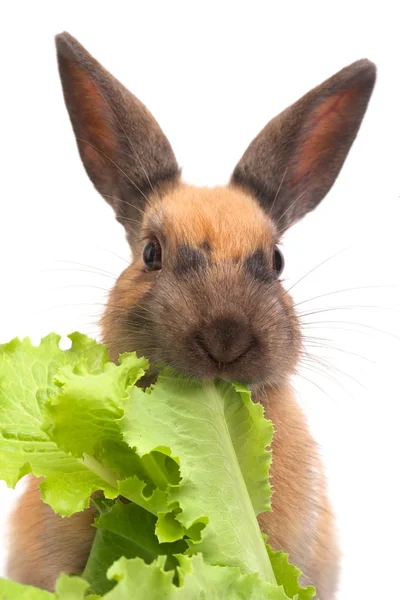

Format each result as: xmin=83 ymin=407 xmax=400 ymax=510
xmin=145 ymin=185 xmax=276 ymax=257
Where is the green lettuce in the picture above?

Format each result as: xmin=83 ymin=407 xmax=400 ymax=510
xmin=0 ymin=333 xmax=315 ymax=599
xmin=0 ymin=555 xmax=303 ymax=600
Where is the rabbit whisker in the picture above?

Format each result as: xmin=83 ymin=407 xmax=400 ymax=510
xmin=270 ymin=167 xmax=288 ymax=214
xmin=293 ymin=284 xmax=400 ymax=308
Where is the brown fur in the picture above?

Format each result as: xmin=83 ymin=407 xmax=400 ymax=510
xmin=101 ymin=184 xmax=301 ymax=385
xmin=258 ymin=386 xmax=340 ymax=597
xmin=6 ymin=32 xmax=376 ymax=599
xmin=7 ymin=477 xmax=97 ymax=590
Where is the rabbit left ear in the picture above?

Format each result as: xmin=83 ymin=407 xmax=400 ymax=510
xmin=55 ymin=32 xmax=180 ymax=246
xmin=231 ymin=59 xmax=376 ymax=232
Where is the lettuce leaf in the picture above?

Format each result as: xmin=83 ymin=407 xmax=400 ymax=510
xmin=103 ymin=554 xmax=291 ymax=599
xmin=0 ymin=555 xmax=292 ymax=599
xmin=82 ymin=499 xmax=187 ymax=594
xmin=0 ymin=333 xmax=315 ymax=598
xmin=43 ymin=354 xmax=275 ymax=581
xmin=0 ymin=334 xmax=118 ymax=515
xmin=0 ymin=573 xmax=89 ymax=599
xmin=267 ymin=546 xmax=316 ymax=600
xmin=121 ymin=372 xmax=274 ymax=580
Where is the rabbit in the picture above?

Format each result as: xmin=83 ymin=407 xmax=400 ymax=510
xmin=6 ymin=32 xmax=376 ymax=600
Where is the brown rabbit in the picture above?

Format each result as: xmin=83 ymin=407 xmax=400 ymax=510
xmin=6 ymin=33 xmax=376 ymax=599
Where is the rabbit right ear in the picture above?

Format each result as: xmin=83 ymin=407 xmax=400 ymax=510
xmin=55 ymin=32 xmax=180 ymax=246
xmin=231 ymin=59 xmax=376 ymax=233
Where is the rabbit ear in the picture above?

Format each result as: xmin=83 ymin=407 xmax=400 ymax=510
xmin=55 ymin=32 xmax=180 ymax=245
xmin=231 ymin=59 xmax=376 ymax=233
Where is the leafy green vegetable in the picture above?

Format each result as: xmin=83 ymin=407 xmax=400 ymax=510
xmin=267 ymin=546 xmax=316 ymax=600
xmin=121 ymin=373 xmax=274 ymax=579
xmin=83 ymin=499 xmax=186 ymax=594
xmin=0 ymin=334 xmax=118 ymax=515
xmin=102 ymin=554 xmax=291 ymax=599
xmin=0 ymin=555 xmax=294 ymax=599
xmin=0 ymin=573 xmax=89 ymax=599
xmin=0 ymin=333 xmax=315 ymax=599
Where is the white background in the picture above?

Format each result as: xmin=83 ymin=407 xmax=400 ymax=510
xmin=0 ymin=2 xmax=399 ymax=598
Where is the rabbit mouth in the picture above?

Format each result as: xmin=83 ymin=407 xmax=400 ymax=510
xmin=154 ymin=332 xmax=272 ymax=385
xmin=195 ymin=350 xmax=252 ymax=380
xmin=193 ymin=330 xmax=256 ymax=368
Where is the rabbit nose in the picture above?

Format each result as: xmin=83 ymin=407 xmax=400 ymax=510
xmin=195 ymin=317 xmax=253 ymax=364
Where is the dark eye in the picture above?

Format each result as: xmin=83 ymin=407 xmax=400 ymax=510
xmin=273 ymin=246 xmax=284 ymax=278
xmin=143 ymin=238 xmax=162 ymax=270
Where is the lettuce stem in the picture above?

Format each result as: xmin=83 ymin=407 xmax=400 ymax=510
xmin=204 ymin=382 xmax=277 ymax=585
xmin=81 ymin=453 xmax=119 ymax=489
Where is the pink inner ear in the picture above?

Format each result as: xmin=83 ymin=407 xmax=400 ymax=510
xmin=65 ymin=60 xmax=117 ymax=162
xmin=291 ymin=86 xmax=361 ymax=186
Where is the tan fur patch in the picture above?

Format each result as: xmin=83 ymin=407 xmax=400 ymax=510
xmin=143 ymin=184 xmax=277 ymax=259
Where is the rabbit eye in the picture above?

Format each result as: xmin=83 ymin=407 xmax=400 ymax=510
xmin=143 ymin=238 xmax=162 ymax=270
xmin=273 ymin=246 xmax=284 ymax=277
